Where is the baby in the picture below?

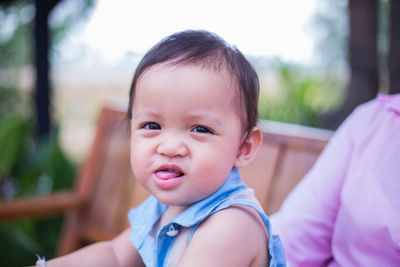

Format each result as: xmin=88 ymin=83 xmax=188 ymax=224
xmin=38 ymin=30 xmax=286 ymax=267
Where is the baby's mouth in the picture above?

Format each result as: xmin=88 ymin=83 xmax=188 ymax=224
xmin=155 ymin=169 xmax=184 ymax=180
xmin=153 ymin=167 xmax=185 ymax=189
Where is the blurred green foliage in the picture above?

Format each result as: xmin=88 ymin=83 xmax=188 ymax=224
xmin=0 ymin=1 xmax=33 ymax=70
xmin=310 ymin=0 xmax=348 ymax=68
xmin=258 ymin=61 xmax=345 ymax=127
xmin=0 ymin=217 xmax=64 ymax=266
xmin=0 ymin=111 xmax=77 ymax=266
xmin=0 ymin=113 xmax=76 ymax=199
xmin=0 ymin=1 xmax=95 ymax=266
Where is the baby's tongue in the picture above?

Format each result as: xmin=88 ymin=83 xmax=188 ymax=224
xmin=156 ymin=170 xmax=182 ymax=180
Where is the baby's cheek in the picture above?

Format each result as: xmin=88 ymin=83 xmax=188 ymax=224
xmin=130 ymin=147 xmax=147 ymax=176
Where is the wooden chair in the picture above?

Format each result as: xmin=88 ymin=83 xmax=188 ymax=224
xmin=0 ymin=106 xmax=332 ymax=255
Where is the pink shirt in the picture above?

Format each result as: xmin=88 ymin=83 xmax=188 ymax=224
xmin=270 ymin=94 xmax=400 ymax=266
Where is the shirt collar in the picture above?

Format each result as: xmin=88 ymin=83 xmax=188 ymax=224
xmin=171 ymin=167 xmax=247 ymax=227
xmin=378 ymin=93 xmax=400 ymax=115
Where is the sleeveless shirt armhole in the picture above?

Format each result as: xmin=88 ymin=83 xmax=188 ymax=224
xmin=185 ymin=198 xmax=286 ymax=266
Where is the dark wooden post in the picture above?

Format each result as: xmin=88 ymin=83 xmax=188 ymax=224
xmin=34 ymin=0 xmax=60 ymax=139
xmin=323 ymin=0 xmax=379 ymax=129
xmin=389 ymin=0 xmax=400 ymax=94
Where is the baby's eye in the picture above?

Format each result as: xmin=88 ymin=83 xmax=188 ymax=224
xmin=140 ymin=122 xmax=161 ymax=130
xmin=192 ymin=125 xmax=213 ymax=134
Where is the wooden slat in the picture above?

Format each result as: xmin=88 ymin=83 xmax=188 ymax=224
xmin=262 ymin=121 xmax=331 ymax=214
xmin=76 ymin=108 xmax=126 ymax=202
xmin=0 ymin=191 xmax=83 ymax=221
xmin=56 ymin=108 xmax=128 ymax=255
xmin=240 ymin=142 xmax=281 ymax=208
xmin=260 ymin=120 xmax=332 ymax=145
xmin=82 ymin=117 xmax=132 ymax=239
xmin=266 ymin=147 xmax=322 ymax=214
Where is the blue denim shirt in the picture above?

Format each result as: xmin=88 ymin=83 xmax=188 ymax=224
xmin=128 ymin=168 xmax=287 ymax=266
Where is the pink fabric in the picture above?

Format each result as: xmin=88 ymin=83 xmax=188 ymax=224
xmin=270 ymin=94 xmax=400 ymax=266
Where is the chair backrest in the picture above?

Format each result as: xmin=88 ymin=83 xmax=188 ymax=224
xmin=240 ymin=120 xmax=331 ymax=214
xmin=57 ymin=106 xmax=332 ymax=255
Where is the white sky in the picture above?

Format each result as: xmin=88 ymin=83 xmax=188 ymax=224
xmin=59 ymin=0 xmax=317 ymax=65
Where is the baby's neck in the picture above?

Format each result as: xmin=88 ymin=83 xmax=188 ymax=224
xmin=160 ymin=205 xmax=188 ymax=225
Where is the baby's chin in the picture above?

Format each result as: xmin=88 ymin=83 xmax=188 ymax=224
xmin=157 ymin=195 xmax=201 ymax=208
xmin=158 ymin=198 xmax=192 ymax=208
xmin=154 ymin=188 xmax=213 ymax=208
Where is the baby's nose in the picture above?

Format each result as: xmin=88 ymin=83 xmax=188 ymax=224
xmin=157 ymin=135 xmax=188 ymax=157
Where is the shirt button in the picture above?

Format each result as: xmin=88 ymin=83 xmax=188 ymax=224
xmin=166 ymin=224 xmax=179 ymax=237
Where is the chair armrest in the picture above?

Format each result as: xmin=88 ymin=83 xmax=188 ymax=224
xmin=0 ymin=191 xmax=84 ymax=221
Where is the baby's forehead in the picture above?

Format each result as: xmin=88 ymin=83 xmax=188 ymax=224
xmin=149 ymin=61 xmax=238 ymax=89
xmin=147 ymin=61 xmax=238 ymax=94
xmin=137 ymin=61 xmax=243 ymax=112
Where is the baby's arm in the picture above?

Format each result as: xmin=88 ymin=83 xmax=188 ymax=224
xmin=42 ymin=228 xmax=144 ymax=267
xmin=178 ymin=206 xmax=268 ymax=267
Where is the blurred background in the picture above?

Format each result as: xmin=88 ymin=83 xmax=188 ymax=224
xmin=0 ymin=0 xmax=398 ymax=265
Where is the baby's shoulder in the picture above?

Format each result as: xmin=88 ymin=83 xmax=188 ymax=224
xmin=204 ymin=205 xmax=269 ymax=245
xmin=180 ymin=206 xmax=269 ymax=266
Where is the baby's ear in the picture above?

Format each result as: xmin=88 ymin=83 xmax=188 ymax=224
xmin=234 ymin=127 xmax=262 ymax=168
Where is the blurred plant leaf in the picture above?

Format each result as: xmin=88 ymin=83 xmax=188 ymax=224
xmin=0 ymin=217 xmax=64 ymax=267
xmin=0 ymin=1 xmax=93 ymax=265
xmin=259 ymin=60 xmax=344 ymax=127
xmin=0 ymin=114 xmax=31 ymax=176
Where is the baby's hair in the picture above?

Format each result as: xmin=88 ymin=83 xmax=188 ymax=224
xmin=127 ymin=30 xmax=259 ymax=138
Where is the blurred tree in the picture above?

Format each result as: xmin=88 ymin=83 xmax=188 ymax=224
xmin=320 ymin=0 xmax=398 ymax=129
xmin=330 ymin=0 xmax=380 ymax=129
xmin=0 ymin=1 xmax=95 ymax=265
xmin=311 ymin=0 xmax=348 ymax=69
xmin=0 ymin=1 xmax=33 ymax=121
xmin=258 ymin=60 xmax=343 ymax=127
xmin=389 ymin=0 xmax=400 ymax=94
xmin=0 ymin=0 xmax=95 ymax=139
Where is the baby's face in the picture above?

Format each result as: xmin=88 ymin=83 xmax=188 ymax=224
xmin=130 ymin=63 xmax=244 ymax=208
